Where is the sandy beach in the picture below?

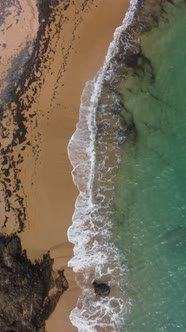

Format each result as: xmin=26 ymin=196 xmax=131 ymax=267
xmin=0 ymin=0 xmax=129 ymax=330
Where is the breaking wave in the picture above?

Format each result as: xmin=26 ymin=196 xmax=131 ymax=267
xmin=67 ymin=1 xmax=139 ymax=330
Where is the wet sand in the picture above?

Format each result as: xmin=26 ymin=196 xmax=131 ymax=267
xmin=0 ymin=0 xmax=129 ymax=331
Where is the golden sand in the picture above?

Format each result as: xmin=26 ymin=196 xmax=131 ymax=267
xmin=0 ymin=0 xmax=38 ymax=95
xmin=0 ymin=0 xmax=129 ymax=330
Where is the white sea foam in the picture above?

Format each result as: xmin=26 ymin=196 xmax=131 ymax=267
xmin=67 ymin=0 xmax=138 ymax=331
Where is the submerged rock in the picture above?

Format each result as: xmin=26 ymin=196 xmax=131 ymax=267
xmin=0 ymin=234 xmax=68 ymax=332
xmin=92 ymin=281 xmax=111 ymax=298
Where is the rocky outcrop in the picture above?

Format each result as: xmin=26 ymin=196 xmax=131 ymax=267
xmin=92 ymin=281 xmax=111 ymax=298
xmin=0 ymin=234 xmax=68 ymax=332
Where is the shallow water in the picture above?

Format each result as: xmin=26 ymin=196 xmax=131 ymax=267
xmin=67 ymin=1 xmax=138 ymax=330
xmin=114 ymin=2 xmax=186 ymax=331
xmin=68 ymin=0 xmax=186 ymax=331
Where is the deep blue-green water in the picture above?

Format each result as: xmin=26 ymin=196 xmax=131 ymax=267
xmin=114 ymin=1 xmax=186 ymax=331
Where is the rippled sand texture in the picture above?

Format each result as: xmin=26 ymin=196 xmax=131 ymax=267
xmin=0 ymin=0 xmax=129 ymax=331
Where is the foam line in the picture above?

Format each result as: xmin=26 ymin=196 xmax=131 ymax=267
xmin=67 ymin=1 xmax=138 ymax=330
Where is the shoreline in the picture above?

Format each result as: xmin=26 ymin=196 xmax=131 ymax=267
xmin=33 ymin=1 xmax=129 ymax=332
xmin=0 ymin=0 xmax=130 ymax=331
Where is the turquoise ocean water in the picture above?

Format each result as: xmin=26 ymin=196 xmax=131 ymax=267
xmin=68 ymin=1 xmax=186 ymax=331
xmin=114 ymin=1 xmax=186 ymax=331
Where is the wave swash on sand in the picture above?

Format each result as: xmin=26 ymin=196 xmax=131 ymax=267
xmin=67 ymin=1 xmax=138 ymax=331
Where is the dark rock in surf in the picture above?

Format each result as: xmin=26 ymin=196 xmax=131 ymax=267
xmin=92 ymin=281 xmax=111 ymax=298
xmin=0 ymin=234 xmax=68 ymax=332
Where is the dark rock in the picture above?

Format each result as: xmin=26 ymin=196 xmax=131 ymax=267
xmin=92 ymin=281 xmax=111 ymax=298
xmin=0 ymin=234 xmax=68 ymax=332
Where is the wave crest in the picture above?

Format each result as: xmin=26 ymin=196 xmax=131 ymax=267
xmin=67 ymin=0 xmax=138 ymax=330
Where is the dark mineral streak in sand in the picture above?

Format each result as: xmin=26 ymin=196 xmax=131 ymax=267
xmin=0 ymin=0 xmax=73 ymax=329
xmin=0 ymin=0 xmax=67 ymax=233
xmin=0 ymin=0 xmax=96 ymax=233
